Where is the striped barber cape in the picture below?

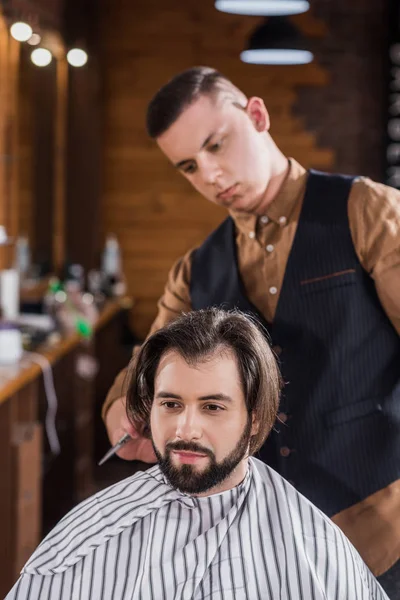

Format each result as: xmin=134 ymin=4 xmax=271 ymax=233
xmin=6 ymin=458 xmax=388 ymax=600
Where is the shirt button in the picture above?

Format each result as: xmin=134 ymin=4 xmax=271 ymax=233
xmin=279 ymin=216 xmax=287 ymax=226
xmin=280 ymin=446 xmax=291 ymax=457
xmin=260 ymin=216 xmax=269 ymax=224
xmin=272 ymin=344 xmax=282 ymax=355
xmin=277 ymin=412 xmax=288 ymax=423
xmin=266 ymin=244 xmax=274 ymax=253
xmin=269 ymin=286 xmax=278 ymax=295
xmin=248 ymin=231 xmax=255 ymax=239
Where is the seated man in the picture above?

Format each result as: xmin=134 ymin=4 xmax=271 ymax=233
xmin=7 ymin=309 xmax=388 ymax=599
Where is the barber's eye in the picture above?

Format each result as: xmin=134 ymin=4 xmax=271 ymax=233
xmin=209 ymin=141 xmax=222 ymax=152
xmin=184 ymin=164 xmax=197 ymax=174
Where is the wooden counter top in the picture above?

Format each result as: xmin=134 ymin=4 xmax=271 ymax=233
xmin=0 ymin=297 xmax=133 ymax=406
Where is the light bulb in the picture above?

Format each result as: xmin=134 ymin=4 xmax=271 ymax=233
xmin=27 ymin=33 xmax=41 ymax=46
xmin=10 ymin=21 xmax=33 ymax=42
xmin=30 ymin=48 xmax=52 ymax=67
xmin=67 ymin=48 xmax=88 ymax=67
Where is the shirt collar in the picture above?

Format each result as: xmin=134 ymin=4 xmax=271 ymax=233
xmin=229 ymin=158 xmax=308 ymax=235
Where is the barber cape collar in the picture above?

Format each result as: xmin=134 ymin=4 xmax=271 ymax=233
xmin=22 ymin=462 xmax=252 ymax=576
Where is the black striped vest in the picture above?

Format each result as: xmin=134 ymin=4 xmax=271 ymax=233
xmin=190 ymin=170 xmax=400 ymax=516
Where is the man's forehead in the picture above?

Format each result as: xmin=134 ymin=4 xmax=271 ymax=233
xmin=153 ymin=349 xmax=244 ymax=404
xmin=155 ymin=347 xmax=240 ymax=379
xmin=156 ymin=95 xmax=233 ymax=161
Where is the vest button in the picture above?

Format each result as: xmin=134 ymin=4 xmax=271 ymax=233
xmin=280 ymin=446 xmax=291 ymax=457
xmin=272 ymin=345 xmax=282 ymax=356
xmin=277 ymin=412 xmax=288 ymax=423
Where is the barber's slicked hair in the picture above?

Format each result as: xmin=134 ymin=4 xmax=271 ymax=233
xmin=126 ymin=308 xmax=282 ymax=455
xmin=146 ymin=66 xmax=242 ymax=139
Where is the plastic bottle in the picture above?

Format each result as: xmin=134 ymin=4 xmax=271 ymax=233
xmin=101 ymin=234 xmax=121 ymax=278
xmin=101 ymin=234 xmax=126 ymax=297
xmin=15 ymin=236 xmax=30 ymax=278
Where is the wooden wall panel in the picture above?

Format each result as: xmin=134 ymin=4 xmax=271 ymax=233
xmin=18 ymin=48 xmax=35 ymax=248
xmin=7 ymin=37 xmax=20 ymax=243
xmin=62 ymin=0 xmax=103 ymax=273
xmin=32 ymin=59 xmax=57 ymax=271
xmin=100 ymin=0 xmax=335 ymax=339
xmin=65 ymin=59 xmax=102 ymax=272
xmin=0 ymin=14 xmax=10 ymax=240
xmin=0 ymin=14 xmax=20 ymax=269
xmin=53 ymin=58 xmax=68 ymax=274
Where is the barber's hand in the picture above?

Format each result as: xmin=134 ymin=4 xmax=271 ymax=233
xmin=105 ymin=396 xmax=156 ymax=463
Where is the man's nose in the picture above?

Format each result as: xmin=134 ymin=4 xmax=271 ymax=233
xmin=199 ymin=156 xmax=222 ymax=185
xmin=175 ymin=408 xmax=202 ymax=441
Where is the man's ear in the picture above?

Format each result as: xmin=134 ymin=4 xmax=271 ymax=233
xmin=251 ymin=412 xmax=260 ymax=436
xmin=246 ymin=97 xmax=270 ymax=132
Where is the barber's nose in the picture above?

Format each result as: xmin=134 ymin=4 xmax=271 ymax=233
xmin=175 ymin=408 xmax=201 ymax=441
xmin=199 ymin=157 xmax=222 ymax=185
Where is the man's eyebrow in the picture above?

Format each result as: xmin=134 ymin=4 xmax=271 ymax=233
xmin=174 ymin=132 xmax=216 ymax=169
xmin=156 ymin=391 xmax=182 ymax=399
xmin=198 ymin=393 xmax=233 ymax=402
xmin=155 ymin=391 xmax=233 ymax=402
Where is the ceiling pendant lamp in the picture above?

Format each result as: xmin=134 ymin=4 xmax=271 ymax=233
xmin=215 ymin=0 xmax=310 ymax=16
xmin=240 ymin=17 xmax=313 ymax=65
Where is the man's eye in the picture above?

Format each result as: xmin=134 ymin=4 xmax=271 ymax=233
xmin=205 ymin=404 xmax=224 ymax=412
xmin=162 ymin=401 xmax=180 ymax=409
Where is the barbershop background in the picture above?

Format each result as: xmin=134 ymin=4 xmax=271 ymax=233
xmin=0 ymin=0 xmax=396 ymax=595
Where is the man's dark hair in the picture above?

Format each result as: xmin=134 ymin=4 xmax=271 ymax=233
xmin=146 ymin=66 xmax=245 ymax=139
xmin=126 ymin=308 xmax=282 ymax=455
